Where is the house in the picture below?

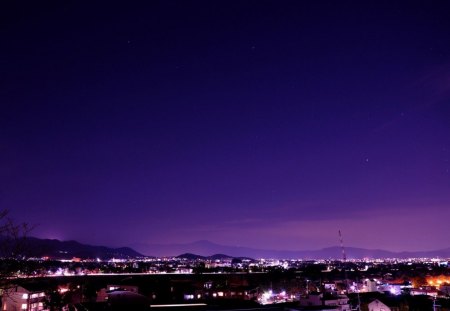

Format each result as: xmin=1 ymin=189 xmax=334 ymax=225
xmin=363 ymin=279 xmax=378 ymax=292
xmin=299 ymin=292 xmax=322 ymax=306
xmin=300 ymin=293 xmax=350 ymax=311
xmin=440 ymin=284 xmax=450 ymax=296
xmin=2 ymin=284 xmax=48 ymax=311
xmin=410 ymin=287 xmax=438 ymax=297
xmin=97 ymin=284 xmax=140 ymax=302
xmin=322 ymin=293 xmax=351 ymax=311
xmin=367 ymin=298 xmax=405 ymax=311
xmin=368 ymin=299 xmax=391 ymax=311
xmin=107 ymin=290 xmax=150 ymax=311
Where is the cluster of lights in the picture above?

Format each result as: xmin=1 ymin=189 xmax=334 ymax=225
xmin=258 ymin=290 xmax=293 ymax=305
xmin=428 ymin=278 xmax=450 ymax=287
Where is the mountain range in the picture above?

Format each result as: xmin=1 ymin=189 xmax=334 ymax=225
xmin=18 ymin=237 xmax=450 ymax=260
xmin=22 ymin=237 xmax=144 ymax=259
xmin=132 ymin=239 xmax=450 ymax=259
xmin=176 ymin=253 xmax=254 ymax=261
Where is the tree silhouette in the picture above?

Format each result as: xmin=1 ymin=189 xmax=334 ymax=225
xmin=0 ymin=210 xmax=33 ymax=291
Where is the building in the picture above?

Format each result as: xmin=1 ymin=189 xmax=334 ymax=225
xmin=367 ymin=298 xmax=406 ymax=311
xmin=363 ymin=279 xmax=378 ymax=292
xmin=322 ymin=294 xmax=351 ymax=311
xmin=410 ymin=287 xmax=438 ymax=297
xmin=368 ymin=299 xmax=393 ymax=311
xmin=440 ymin=284 xmax=450 ymax=296
xmin=300 ymin=293 xmax=350 ymax=311
xmin=96 ymin=284 xmax=140 ymax=302
xmin=2 ymin=284 xmax=48 ymax=311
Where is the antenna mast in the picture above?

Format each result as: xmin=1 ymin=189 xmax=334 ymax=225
xmin=338 ymin=230 xmax=360 ymax=311
xmin=338 ymin=230 xmax=347 ymax=262
xmin=338 ymin=230 xmax=349 ymax=294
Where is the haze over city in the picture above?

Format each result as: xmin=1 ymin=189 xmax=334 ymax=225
xmin=1 ymin=1 xmax=450 ymax=253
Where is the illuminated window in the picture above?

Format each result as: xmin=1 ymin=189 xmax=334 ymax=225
xmin=204 ymin=282 xmax=212 ymax=289
xmin=22 ymin=293 xmax=29 ymax=299
xmin=21 ymin=304 xmax=27 ymax=310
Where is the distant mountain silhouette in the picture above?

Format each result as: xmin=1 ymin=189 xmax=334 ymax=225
xmin=133 ymin=240 xmax=450 ymax=259
xmin=176 ymin=253 xmax=241 ymax=260
xmin=176 ymin=253 xmax=206 ymax=260
xmin=209 ymin=253 xmax=235 ymax=260
xmin=22 ymin=237 xmax=144 ymax=259
xmin=22 ymin=237 xmax=450 ymax=260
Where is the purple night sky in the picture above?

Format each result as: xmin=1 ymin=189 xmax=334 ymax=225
xmin=1 ymin=1 xmax=449 ymax=253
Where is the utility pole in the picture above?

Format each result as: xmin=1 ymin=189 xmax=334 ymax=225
xmin=433 ymin=296 xmax=440 ymax=311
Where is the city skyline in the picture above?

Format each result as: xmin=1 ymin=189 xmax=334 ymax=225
xmin=1 ymin=1 xmax=450 ymax=252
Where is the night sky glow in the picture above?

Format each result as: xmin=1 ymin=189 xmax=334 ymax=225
xmin=1 ymin=1 xmax=450 ymax=253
